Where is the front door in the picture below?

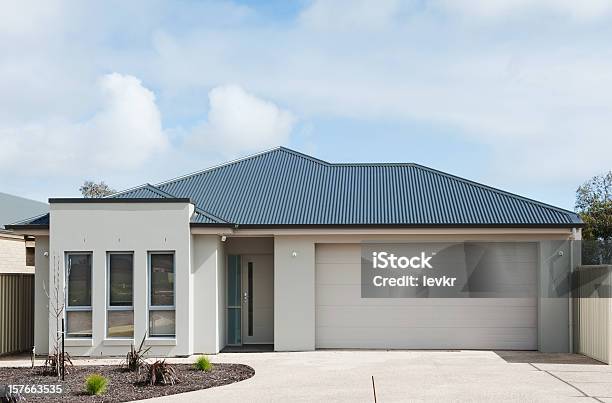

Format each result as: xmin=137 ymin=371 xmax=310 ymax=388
xmin=240 ymin=254 xmax=274 ymax=344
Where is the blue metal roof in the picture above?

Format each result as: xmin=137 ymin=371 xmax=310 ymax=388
xmin=10 ymin=147 xmax=583 ymax=228
xmin=113 ymin=184 xmax=169 ymax=199
xmin=0 ymin=192 xmax=48 ymax=229
xmin=8 ymin=212 xmax=49 ymax=227
xmin=125 ymin=147 xmax=582 ymax=227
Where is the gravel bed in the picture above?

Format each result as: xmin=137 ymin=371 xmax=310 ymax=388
xmin=0 ymin=363 xmax=254 ymax=402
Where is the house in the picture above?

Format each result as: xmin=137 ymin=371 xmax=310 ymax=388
xmin=0 ymin=192 xmax=48 ymax=274
xmin=7 ymin=147 xmax=583 ymax=357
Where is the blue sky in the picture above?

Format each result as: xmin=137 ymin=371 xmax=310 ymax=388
xmin=1 ymin=0 xmax=612 ymax=211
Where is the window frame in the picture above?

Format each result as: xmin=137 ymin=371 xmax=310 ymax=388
xmin=147 ymin=251 xmax=176 ymax=338
xmin=25 ymin=246 xmax=35 ymax=267
xmin=65 ymin=251 xmax=93 ymax=338
xmin=106 ymin=251 xmax=134 ymax=339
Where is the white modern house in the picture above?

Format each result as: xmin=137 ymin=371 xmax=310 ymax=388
xmin=7 ymin=147 xmax=583 ymax=357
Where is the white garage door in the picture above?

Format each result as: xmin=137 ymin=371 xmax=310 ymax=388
xmin=315 ymin=243 xmax=538 ymax=350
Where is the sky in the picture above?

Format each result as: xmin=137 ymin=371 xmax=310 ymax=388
xmin=1 ymin=0 xmax=611 ymax=211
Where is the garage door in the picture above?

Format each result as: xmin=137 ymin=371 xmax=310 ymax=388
xmin=315 ymin=243 xmax=538 ymax=350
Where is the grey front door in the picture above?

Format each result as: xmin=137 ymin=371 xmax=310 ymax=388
xmin=241 ymin=254 xmax=274 ymax=344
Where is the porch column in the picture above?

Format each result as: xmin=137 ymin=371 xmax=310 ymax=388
xmin=34 ymin=235 xmax=49 ymax=355
xmin=274 ymin=236 xmax=315 ymax=351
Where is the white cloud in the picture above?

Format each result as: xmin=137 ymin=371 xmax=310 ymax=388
xmin=299 ymin=0 xmax=403 ymax=31
xmin=0 ymin=0 xmax=64 ymax=36
xmin=189 ymin=84 xmax=296 ymax=154
xmin=1 ymin=0 xmax=612 ymax=204
xmin=434 ymin=0 xmax=612 ymax=21
xmin=0 ymin=73 xmax=167 ymax=175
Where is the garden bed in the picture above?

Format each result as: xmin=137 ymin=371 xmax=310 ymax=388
xmin=0 ymin=363 xmax=254 ymax=402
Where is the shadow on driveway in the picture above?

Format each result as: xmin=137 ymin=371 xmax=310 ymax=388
xmin=495 ymin=350 xmax=604 ymax=365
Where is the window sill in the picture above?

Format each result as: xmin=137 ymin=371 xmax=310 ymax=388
xmin=65 ymin=338 xmax=93 ymax=347
xmin=145 ymin=338 xmax=177 ymax=346
xmin=103 ymin=338 xmax=134 ymax=346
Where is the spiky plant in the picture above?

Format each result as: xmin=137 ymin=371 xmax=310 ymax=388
xmin=125 ymin=334 xmax=150 ymax=372
xmin=140 ymin=360 xmax=180 ymax=386
xmin=43 ymin=348 xmax=73 ymax=376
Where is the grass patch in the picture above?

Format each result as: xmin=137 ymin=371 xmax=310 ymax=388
xmin=85 ymin=373 xmax=108 ymax=396
xmin=194 ymin=355 xmax=213 ymax=372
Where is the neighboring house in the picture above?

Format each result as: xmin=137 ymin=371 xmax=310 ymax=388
xmin=8 ymin=147 xmax=583 ymax=357
xmin=0 ymin=192 xmax=48 ymax=274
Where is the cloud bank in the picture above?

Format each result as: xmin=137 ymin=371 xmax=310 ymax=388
xmin=189 ymin=84 xmax=295 ymax=155
xmin=1 ymin=0 xmax=611 ymax=205
xmin=0 ymin=73 xmax=166 ymax=174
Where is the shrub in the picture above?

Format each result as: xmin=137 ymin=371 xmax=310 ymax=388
xmin=194 ymin=355 xmax=213 ymax=372
xmin=125 ymin=334 xmax=150 ymax=372
xmin=43 ymin=348 xmax=73 ymax=377
xmin=85 ymin=374 xmax=108 ymax=396
xmin=1 ymin=391 xmax=24 ymax=402
xmin=140 ymin=360 xmax=180 ymax=386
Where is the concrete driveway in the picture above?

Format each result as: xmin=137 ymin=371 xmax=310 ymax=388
xmin=141 ymin=350 xmax=612 ymax=402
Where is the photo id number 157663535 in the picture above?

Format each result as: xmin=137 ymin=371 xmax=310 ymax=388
xmin=6 ymin=384 xmax=63 ymax=394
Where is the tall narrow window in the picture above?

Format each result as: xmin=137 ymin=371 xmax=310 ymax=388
xmin=149 ymin=252 xmax=175 ymax=337
xmin=227 ymin=255 xmax=241 ymax=345
xmin=26 ymin=246 xmax=35 ymax=267
xmin=107 ymin=253 xmax=134 ymax=338
xmin=248 ymin=262 xmax=253 ymax=337
xmin=66 ymin=253 xmax=92 ymax=338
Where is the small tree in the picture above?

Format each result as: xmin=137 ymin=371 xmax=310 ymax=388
xmin=575 ymin=171 xmax=612 ymax=240
xmin=79 ymin=181 xmax=115 ymax=198
xmin=576 ymin=171 xmax=612 ymax=264
xmin=43 ymin=256 xmax=73 ymax=378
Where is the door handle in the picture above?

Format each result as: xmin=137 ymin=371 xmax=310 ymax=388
xmin=243 ymin=292 xmax=248 ymax=304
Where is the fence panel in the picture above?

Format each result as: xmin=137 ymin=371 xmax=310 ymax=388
xmin=574 ymin=265 xmax=612 ymax=363
xmin=0 ymin=273 xmax=34 ymax=355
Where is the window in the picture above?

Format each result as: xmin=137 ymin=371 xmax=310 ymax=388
xmin=66 ymin=253 xmax=92 ymax=338
xmin=26 ymin=246 xmax=35 ymax=267
xmin=148 ymin=252 xmax=175 ymax=337
xmin=107 ymin=253 xmax=134 ymax=338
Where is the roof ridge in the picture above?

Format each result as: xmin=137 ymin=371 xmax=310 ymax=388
xmin=155 ymin=146 xmax=283 ymax=188
xmin=105 ymin=183 xmax=157 ymax=198
xmin=107 ymin=183 xmax=181 ymax=200
xmin=110 ymin=183 xmax=229 ymax=224
xmin=276 ymin=146 xmax=331 ymax=165
xmin=142 ymin=183 xmax=177 ymax=199
xmin=142 ymin=185 xmax=230 ymax=224
xmin=155 ymin=146 xmax=329 ymax=189
xmin=193 ymin=207 xmax=230 ymax=224
xmin=408 ymin=163 xmax=579 ymax=218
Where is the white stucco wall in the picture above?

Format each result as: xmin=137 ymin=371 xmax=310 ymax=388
xmin=274 ymin=236 xmax=315 ymax=351
xmin=48 ymin=202 xmax=194 ymax=357
xmin=191 ymin=234 xmax=225 ymax=353
xmin=34 ymin=235 xmax=49 ymax=355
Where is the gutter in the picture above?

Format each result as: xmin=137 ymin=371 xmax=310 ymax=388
xmin=49 ymin=197 xmax=193 ymax=204
xmin=4 ymin=224 xmax=49 ymax=231
xmin=189 ymin=222 xmax=585 ymax=229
